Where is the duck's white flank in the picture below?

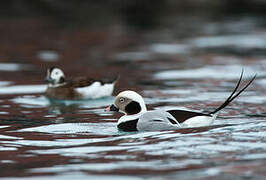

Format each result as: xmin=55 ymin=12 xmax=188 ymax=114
xmin=76 ymin=82 xmax=115 ymax=99
xmin=181 ymin=115 xmax=215 ymax=128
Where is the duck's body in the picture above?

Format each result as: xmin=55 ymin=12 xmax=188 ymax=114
xmin=117 ymin=109 xmax=215 ymax=132
xmin=106 ymin=71 xmax=255 ymax=132
xmin=45 ymin=67 xmax=118 ymax=100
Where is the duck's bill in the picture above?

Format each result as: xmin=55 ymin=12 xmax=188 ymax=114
xmin=45 ymin=77 xmax=53 ymax=83
xmin=106 ymin=104 xmax=119 ymax=112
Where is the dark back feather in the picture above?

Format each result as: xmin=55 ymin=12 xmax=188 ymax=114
xmin=167 ymin=110 xmax=210 ymax=123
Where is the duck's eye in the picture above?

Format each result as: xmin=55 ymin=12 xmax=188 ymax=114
xmin=55 ymin=72 xmax=58 ymax=75
xmin=119 ymin=98 xmax=125 ymax=103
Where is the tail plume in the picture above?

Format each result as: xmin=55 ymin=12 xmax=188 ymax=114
xmin=209 ymin=70 xmax=256 ymax=115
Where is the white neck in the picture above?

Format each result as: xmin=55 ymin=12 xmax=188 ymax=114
xmin=118 ymin=108 xmax=147 ymax=124
xmin=140 ymin=104 xmax=147 ymax=113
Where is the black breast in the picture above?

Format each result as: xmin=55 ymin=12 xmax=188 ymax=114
xmin=117 ymin=119 xmax=139 ymax=132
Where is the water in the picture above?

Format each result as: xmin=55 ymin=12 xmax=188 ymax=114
xmin=0 ymin=15 xmax=266 ymax=180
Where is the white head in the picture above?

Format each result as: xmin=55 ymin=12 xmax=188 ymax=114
xmin=106 ymin=90 xmax=147 ymax=115
xmin=46 ymin=67 xmax=65 ymax=86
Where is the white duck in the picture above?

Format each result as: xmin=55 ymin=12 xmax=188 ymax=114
xmin=106 ymin=71 xmax=256 ymax=131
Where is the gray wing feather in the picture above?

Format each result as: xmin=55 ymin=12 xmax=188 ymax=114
xmin=137 ymin=110 xmax=181 ymax=131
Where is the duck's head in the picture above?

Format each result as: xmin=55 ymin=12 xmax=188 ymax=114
xmin=106 ymin=90 xmax=147 ymax=115
xmin=46 ymin=67 xmax=65 ymax=86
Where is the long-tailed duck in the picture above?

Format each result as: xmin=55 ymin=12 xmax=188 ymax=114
xmin=106 ymin=71 xmax=256 ymax=131
xmin=45 ymin=67 xmax=118 ymax=100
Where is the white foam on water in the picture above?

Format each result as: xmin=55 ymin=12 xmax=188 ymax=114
xmin=115 ymin=51 xmax=152 ymax=61
xmin=1 ymin=172 xmax=143 ymax=180
xmin=190 ymin=34 xmax=266 ymax=49
xmin=18 ymin=122 xmax=117 ymax=135
xmin=0 ymin=84 xmax=46 ymax=94
xmin=256 ymin=78 xmax=266 ymax=87
xmin=12 ymin=95 xmax=49 ymax=107
xmin=12 ymin=94 xmax=114 ymax=110
xmin=240 ymin=153 xmax=266 ymax=160
xmin=30 ymin=146 xmax=132 ymax=157
xmin=0 ymin=146 xmax=17 ymax=151
xmin=0 ymin=81 xmax=12 ymax=87
xmin=0 ymin=135 xmax=22 ymax=140
xmin=150 ymin=43 xmax=191 ymax=54
xmin=37 ymin=50 xmax=60 ymax=62
xmin=0 ymin=63 xmax=32 ymax=71
xmin=30 ymin=159 xmax=201 ymax=173
xmin=0 ymin=160 xmax=15 ymax=164
xmin=154 ymin=65 xmax=263 ymax=80
xmin=4 ymin=139 xmax=98 ymax=147
xmin=0 ymin=126 xmax=9 ymax=129
xmin=237 ymin=95 xmax=266 ymax=104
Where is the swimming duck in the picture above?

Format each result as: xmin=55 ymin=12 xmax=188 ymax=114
xmin=45 ymin=67 xmax=118 ymax=100
xmin=106 ymin=71 xmax=256 ymax=131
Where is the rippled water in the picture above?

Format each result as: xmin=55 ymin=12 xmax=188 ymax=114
xmin=0 ymin=15 xmax=266 ymax=180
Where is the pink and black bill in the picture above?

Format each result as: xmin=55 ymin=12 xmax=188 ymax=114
xmin=106 ymin=104 xmax=119 ymax=112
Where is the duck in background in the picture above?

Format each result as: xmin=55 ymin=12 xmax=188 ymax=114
xmin=45 ymin=67 xmax=119 ymax=100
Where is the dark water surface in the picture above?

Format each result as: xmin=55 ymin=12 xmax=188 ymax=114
xmin=0 ymin=15 xmax=266 ymax=180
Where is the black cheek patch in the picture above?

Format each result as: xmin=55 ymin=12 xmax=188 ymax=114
xmin=59 ymin=77 xmax=65 ymax=84
xmin=125 ymin=101 xmax=141 ymax=115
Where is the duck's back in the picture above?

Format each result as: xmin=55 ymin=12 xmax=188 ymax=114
xmin=137 ymin=109 xmax=214 ymax=131
xmin=137 ymin=110 xmax=181 ymax=131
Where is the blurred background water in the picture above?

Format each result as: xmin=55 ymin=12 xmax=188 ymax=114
xmin=0 ymin=1 xmax=266 ymax=179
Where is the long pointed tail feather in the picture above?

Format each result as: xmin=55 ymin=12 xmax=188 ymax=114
xmin=209 ymin=71 xmax=256 ymax=115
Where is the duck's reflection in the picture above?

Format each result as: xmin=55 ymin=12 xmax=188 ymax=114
xmin=47 ymin=99 xmax=82 ymax=115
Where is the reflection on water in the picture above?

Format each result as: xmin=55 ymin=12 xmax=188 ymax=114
xmin=0 ymin=10 xmax=266 ymax=180
xmin=154 ymin=64 xmax=264 ymax=80
xmin=0 ymin=63 xmax=32 ymax=72
xmin=0 ymin=85 xmax=46 ymax=95
xmin=37 ymin=51 xmax=60 ymax=62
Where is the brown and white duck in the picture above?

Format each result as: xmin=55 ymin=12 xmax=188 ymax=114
xmin=45 ymin=67 xmax=118 ymax=100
